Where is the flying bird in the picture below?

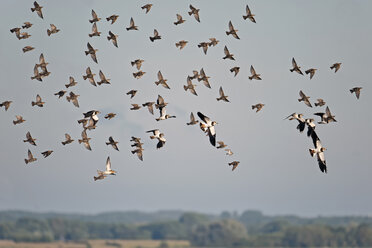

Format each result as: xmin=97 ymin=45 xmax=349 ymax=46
xmin=13 ymin=115 xmax=26 ymax=125
xmin=106 ymin=14 xmax=119 ymax=24
xmin=197 ymin=112 xmax=217 ymax=146
xmin=142 ymin=102 xmax=155 ymax=115
xmin=126 ymin=17 xmax=138 ymax=31
xmin=198 ymin=42 xmax=209 ymax=55
xmin=23 ymin=131 xmax=36 ymax=146
xmin=97 ymin=70 xmax=110 ymax=86
xmin=89 ymin=10 xmax=101 ymax=23
xmin=31 ymin=94 xmax=44 ymax=107
xmin=0 ymin=101 xmax=12 ymax=111
xmin=89 ymin=23 xmax=101 ymax=37
xmin=187 ymin=112 xmax=199 ymax=125
xmin=94 ymin=172 xmax=107 ymax=181
xmin=252 ymin=103 xmax=265 ymax=113
xmin=249 ymin=65 xmax=262 ymax=80
xmin=230 ymin=67 xmax=240 ymax=77
xmin=198 ymin=68 xmax=211 ymax=88
xmin=314 ymin=106 xmax=337 ymax=124
xmin=31 ymin=1 xmax=43 ymax=19
xmin=66 ymin=91 xmax=79 ymax=108
xmin=176 ymin=40 xmax=188 ymax=50
xmin=309 ymin=130 xmax=327 ymax=173
xmin=41 ymin=150 xmax=53 ymax=158
xmin=208 ymin=38 xmax=219 ymax=47
xmin=130 ymin=104 xmax=141 ymax=110
xmin=223 ymin=46 xmax=235 ymax=60
xmin=131 ymin=59 xmax=144 ymax=70
xmin=243 ymin=5 xmax=256 ymax=23
xmin=107 ymin=31 xmax=118 ymax=47
xmin=106 ymin=136 xmax=119 ymax=151
xmin=147 ymin=129 xmax=166 ymax=149
xmin=22 ymin=46 xmax=35 ymax=53
xmin=65 ymin=76 xmax=78 ymax=88
xmin=314 ymin=99 xmax=326 ymax=107
xmin=126 ymin=90 xmax=137 ymax=99
xmin=174 ymin=14 xmax=186 ymax=25
xmin=22 ymin=22 xmax=33 ymax=29
xmin=305 ymin=68 xmax=317 ymax=79
xmin=141 ymin=4 xmax=153 ymax=14
xmin=155 ymin=71 xmax=170 ymax=89
xmin=47 ymin=24 xmax=60 ymax=36
xmin=54 ymin=90 xmax=67 ymax=99
xmin=61 ymin=133 xmax=74 ymax=145
xmin=298 ymin=90 xmax=312 ymax=108
xmin=225 ymin=149 xmax=233 ymax=156
xmin=226 ymin=21 xmax=240 ymax=39
xmin=188 ymin=5 xmax=200 ymax=22
xmin=131 ymin=148 xmax=144 ymax=161
xmin=290 ymin=57 xmax=304 ymax=75
xmin=184 ymin=77 xmax=197 ymax=96
xmin=83 ymin=67 xmax=96 ymax=86
xmin=284 ymin=113 xmax=306 ymax=133
xmin=217 ymin=141 xmax=227 ymax=149
xmin=25 ymin=149 xmax=37 ymax=164
xmin=97 ymin=157 xmax=117 ymax=176
xmin=217 ymin=87 xmax=229 ymax=102
xmin=330 ymin=62 xmax=341 ymax=73
xmin=228 ymin=161 xmax=240 ymax=171
xmin=149 ymin=29 xmax=161 ymax=42
xmin=85 ymin=43 xmax=98 ymax=63
xmin=78 ymin=130 xmax=92 ymax=151
xmin=104 ymin=113 xmax=116 ymax=120
xmin=350 ymin=87 xmax=362 ymax=99
xmin=133 ymin=70 xmax=146 ymax=79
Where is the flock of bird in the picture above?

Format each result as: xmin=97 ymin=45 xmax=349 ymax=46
xmin=2 ymin=1 xmax=364 ymax=180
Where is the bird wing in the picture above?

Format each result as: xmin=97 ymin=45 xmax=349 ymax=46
xmin=250 ymin=65 xmax=256 ymax=75
xmin=154 ymin=29 xmax=159 ymax=36
xmin=157 ymin=71 xmax=163 ymax=80
xmin=299 ymin=90 xmax=306 ymax=99
xmin=28 ymin=149 xmax=33 ymax=159
xmin=99 ymin=70 xmax=105 ymax=80
xmin=87 ymin=42 xmax=93 ymax=51
xmin=219 ymin=87 xmax=225 ymax=97
xmin=208 ymin=126 xmax=216 ymax=146
xmin=310 ymin=130 xmax=321 ymax=148
xmin=224 ymin=46 xmax=229 ymax=55
xmin=325 ymin=106 xmax=332 ymax=117
xmin=292 ymin=57 xmax=297 ymax=67
xmin=106 ymin=157 xmax=111 ymax=171
xmin=317 ymin=152 xmax=327 ymax=173
xmin=65 ymin=133 xmax=71 ymax=140
xmin=197 ymin=112 xmax=210 ymax=124
xmin=356 ymin=89 xmax=361 ymax=99
xmin=130 ymin=17 xmax=135 ymax=26
xmin=81 ymin=130 xmax=88 ymax=139
xmin=92 ymin=23 xmax=98 ymax=32
xmin=246 ymin=5 xmax=251 ymax=15
xmin=176 ymin=14 xmax=182 ymax=21
xmin=157 ymin=95 xmax=164 ymax=105
xmin=36 ymin=94 xmax=42 ymax=102
xmin=39 ymin=53 xmax=45 ymax=64
xmin=92 ymin=9 xmax=98 ymax=19
xmin=228 ymin=21 xmax=234 ymax=31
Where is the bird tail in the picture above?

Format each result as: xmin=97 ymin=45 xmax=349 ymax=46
xmin=248 ymin=76 xmax=253 ymax=80
xmin=47 ymin=30 xmax=51 ymax=36
xmin=155 ymin=118 xmax=160 ymax=121
xmin=225 ymin=31 xmax=230 ymax=36
xmin=0 ymin=103 xmax=3 ymax=107
xmin=314 ymin=103 xmax=319 ymax=107
xmin=243 ymin=15 xmax=248 ymax=20
xmin=349 ymin=89 xmax=354 ymax=93
xmin=131 ymin=61 xmax=135 ymax=66
xmin=84 ymin=51 xmax=89 ymax=55
xmin=83 ymin=75 xmax=88 ymax=80
xmin=149 ymin=37 xmax=154 ymax=42
xmin=106 ymin=17 xmax=110 ymax=21
xmin=25 ymin=159 xmax=29 ymax=164
xmin=176 ymin=43 xmax=180 ymax=48
xmin=88 ymin=34 xmax=93 ymax=37
xmin=298 ymin=99 xmax=302 ymax=102
xmin=94 ymin=176 xmax=98 ymax=181
xmin=78 ymin=139 xmax=82 ymax=144
xmin=31 ymin=8 xmax=35 ymax=12
xmin=13 ymin=121 xmax=17 ymax=125
xmin=188 ymin=11 xmax=192 ymax=16
xmin=61 ymin=141 xmax=66 ymax=145
xmin=251 ymin=105 xmax=255 ymax=110
xmin=183 ymin=85 xmax=188 ymax=91
xmin=150 ymin=136 xmax=156 ymax=139
xmin=31 ymin=101 xmax=36 ymax=106
xmin=290 ymin=69 xmax=294 ymax=72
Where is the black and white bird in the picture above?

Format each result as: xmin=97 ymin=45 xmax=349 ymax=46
xmin=147 ymin=129 xmax=166 ymax=149
xmin=97 ymin=157 xmax=117 ymax=176
xmin=309 ymin=130 xmax=327 ymax=173
xmin=197 ymin=112 xmax=217 ymax=147
xmin=285 ymin=113 xmax=306 ymax=133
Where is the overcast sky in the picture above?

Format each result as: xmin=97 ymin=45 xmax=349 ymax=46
xmin=0 ymin=0 xmax=371 ymax=217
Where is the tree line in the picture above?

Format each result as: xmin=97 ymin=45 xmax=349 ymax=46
xmin=1 ymin=210 xmax=372 ymax=246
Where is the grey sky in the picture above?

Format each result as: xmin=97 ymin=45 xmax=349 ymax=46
xmin=0 ymin=0 xmax=371 ymax=217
